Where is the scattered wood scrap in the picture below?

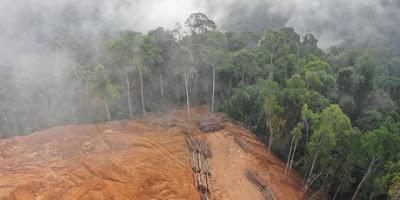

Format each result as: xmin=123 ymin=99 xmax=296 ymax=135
xmin=199 ymin=116 xmax=225 ymax=133
xmin=186 ymin=136 xmax=213 ymax=200
xmin=245 ymin=169 xmax=276 ymax=200
xmin=234 ymin=136 xmax=250 ymax=153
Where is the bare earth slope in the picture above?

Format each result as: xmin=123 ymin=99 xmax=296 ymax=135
xmin=0 ymin=107 xmax=303 ymax=200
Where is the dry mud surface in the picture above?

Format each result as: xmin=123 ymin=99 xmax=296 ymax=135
xmin=0 ymin=107 xmax=303 ymax=200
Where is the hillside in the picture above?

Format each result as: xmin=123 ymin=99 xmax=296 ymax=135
xmin=0 ymin=107 xmax=303 ymax=200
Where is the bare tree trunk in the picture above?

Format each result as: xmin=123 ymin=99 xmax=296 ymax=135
xmin=4 ymin=115 xmax=10 ymax=133
xmin=304 ymin=119 xmax=310 ymax=152
xmin=72 ymin=101 xmax=77 ymax=125
xmin=306 ymin=132 xmax=327 ymax=186
xmin=352 ymin=158 xmax=376 ymax=200
xmin=270 ymin=53 xmax=274 ymax=65
xmin=126 ymin=73 xmax=133 ymax=118
xmin=290 ymin=140 xmax=298 ymax=169
xmin=85 ymin=82 xmax=90 ymax=122
xmin=71 ymin=87 xmax=77 ymax=125
xmin=138 ymin=66 xmax=146 ymax=116
xmin=285 ymin=135 xmax=295 ymax=179
xmin=104 ymin=99 xmax=111 ymax=121
xmin=160 ymin=73 xmax=164 ymax=99
xmin=368 ymin=192 xmax=375 ymax=200
xmin=267 ymin=115 xmax=273 ymax=161
xmin=184 ymin=68 xmax=191 ymax=118
xmin=211 ymin=65 xmax=215 ymax=112
xmin=333 ymin=183 xmax=342 ymax=200
xmin=392 ymin=84 xmax=398 ymax=98
xmin=307 ymin=141 xmax=321 ymax=184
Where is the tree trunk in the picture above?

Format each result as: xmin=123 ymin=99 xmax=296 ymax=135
xmin=71 ymin=87 xmax=77 ymax=125
xmin=160 ymin=73 xmax=164 ymax=99
xmin=138 ymin=65 xmax=146 ymax=116
xmin=306 ymin=138 xmax=322 ymax=185
xmin=4 ymin=115 xmax=10 ymax=133
xmin=126 ymin=73 xmax=133 ymax=119
xmin=85 ymin=82 xmax=90 ymax=122
xmin=289 ymin=139 xmax=298 ymax=173
xmin=368 ymin=192 xmax=375 ymax=200
xmin=104 ymin=99 xmax=111 ymax=121
xmin=285 ymin=135 xmax=295 ymax=179
xmin=72 ymin=100 xmax=77 ymax=125
xmin=269 ymin=53 xmax=274 ymax=65
xmin=333 ymin=183 xmax=342 ymax=200
xmin=352 ymin=158 xmax=376 ymax=200
xmin=392 ymin=84 xmax=397 ymax=98
xmin=304 ymin=119 xmax=310 ymax=152
xmin=211 ymin=65 xmax=215 ymax=112
xmin=267 ymin=115 xmax=273 ymax=161
xmin=184 ymin=68 xmax=191 ymax=118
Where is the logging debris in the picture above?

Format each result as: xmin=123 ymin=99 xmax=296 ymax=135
xmin=199 ymin=116 xmax=225 ymax=133
xmin=245 ymin=169 xmax=276 ymax=200
xmin=186 ymin=135 xmax=213 ymax=159
xmin=187 ymin=136 xmax=213 ymax=200
xmin=234 ymin=136 xmax=250 ymax=153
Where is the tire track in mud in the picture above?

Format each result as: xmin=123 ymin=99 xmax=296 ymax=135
xmin=79 ymin=130 xmax=186 ymax=170
xmin=133 ymin=136 xmax=187 ymax=168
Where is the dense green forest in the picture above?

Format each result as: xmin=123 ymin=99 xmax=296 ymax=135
xmin=1 ymin=13 xmax=399 ymax=199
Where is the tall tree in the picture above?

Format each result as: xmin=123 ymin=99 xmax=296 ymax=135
xmin=107 ymin=31 xmax=144 ymax=118
xmin=261 ymin=80 xmax=283 ymax=160
xmin=185 ymin=12 xmax=217 ymax=35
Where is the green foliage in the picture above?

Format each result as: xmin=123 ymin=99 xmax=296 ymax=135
xmin=355 ymin=55 xmax=377 ymax=93
xmin=2 ymin=14 xmax=400 ymax=199
xmin=141 ymin=36 xmax=163 ymax=67
xmin=337 ymin=66 xmax=360 ymax=95
xmin=388 ymin=172 xmax=400 ymax=199
xmin=307 ymin=105 xmax=352 ymax=155
xmin=185 ymin=12 xmax=217 ymax=34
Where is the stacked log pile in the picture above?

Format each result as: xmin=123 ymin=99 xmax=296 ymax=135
xmin=245 ymin=169 xmax=276 ymax=200
xmin=199 ymin=116 xmax=225 ymax=132
xmin=186 ymin=136 xmax=213 ymax=200
xmin=233 ymin=136 xmax=250 ymax=153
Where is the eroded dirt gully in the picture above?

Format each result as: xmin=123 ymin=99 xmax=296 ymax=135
xmin=0 ymin=107 xmax=303 ymax=200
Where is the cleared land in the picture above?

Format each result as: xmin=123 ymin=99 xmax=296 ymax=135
xmin=0 ymin=107 xmax=303 ymax=200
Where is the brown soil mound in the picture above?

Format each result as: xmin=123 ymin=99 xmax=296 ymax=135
xmin=0 ymin=107 xmax=303 ymax=200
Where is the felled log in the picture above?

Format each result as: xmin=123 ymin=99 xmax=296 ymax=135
xmin=199 ymin=153 xmax=210 ymax=174
xmin=186 ymin=136 xmax=213 ymax=159
xmin=234 ymin=136 xmax=250 ymax=153
xmin=192 ymin=152 xmax=200 ymax=172
xmin=245 ymin=169 xmax=276 ymax=200
xmin=201 ymin=192 xmax=212 ymax=200
xmin=199 ymin=116 xmax=225 ymax=132
xmin=199 ymin=140 xmax=213 ymax=159
xmin=194 ymin=172 xmax=209 ymax=193
xmin=193 ymin=173 xmax=199 ymax=190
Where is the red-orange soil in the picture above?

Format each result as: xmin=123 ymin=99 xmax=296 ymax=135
xmin=0 ymin=107 xmax=303 ymax=200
